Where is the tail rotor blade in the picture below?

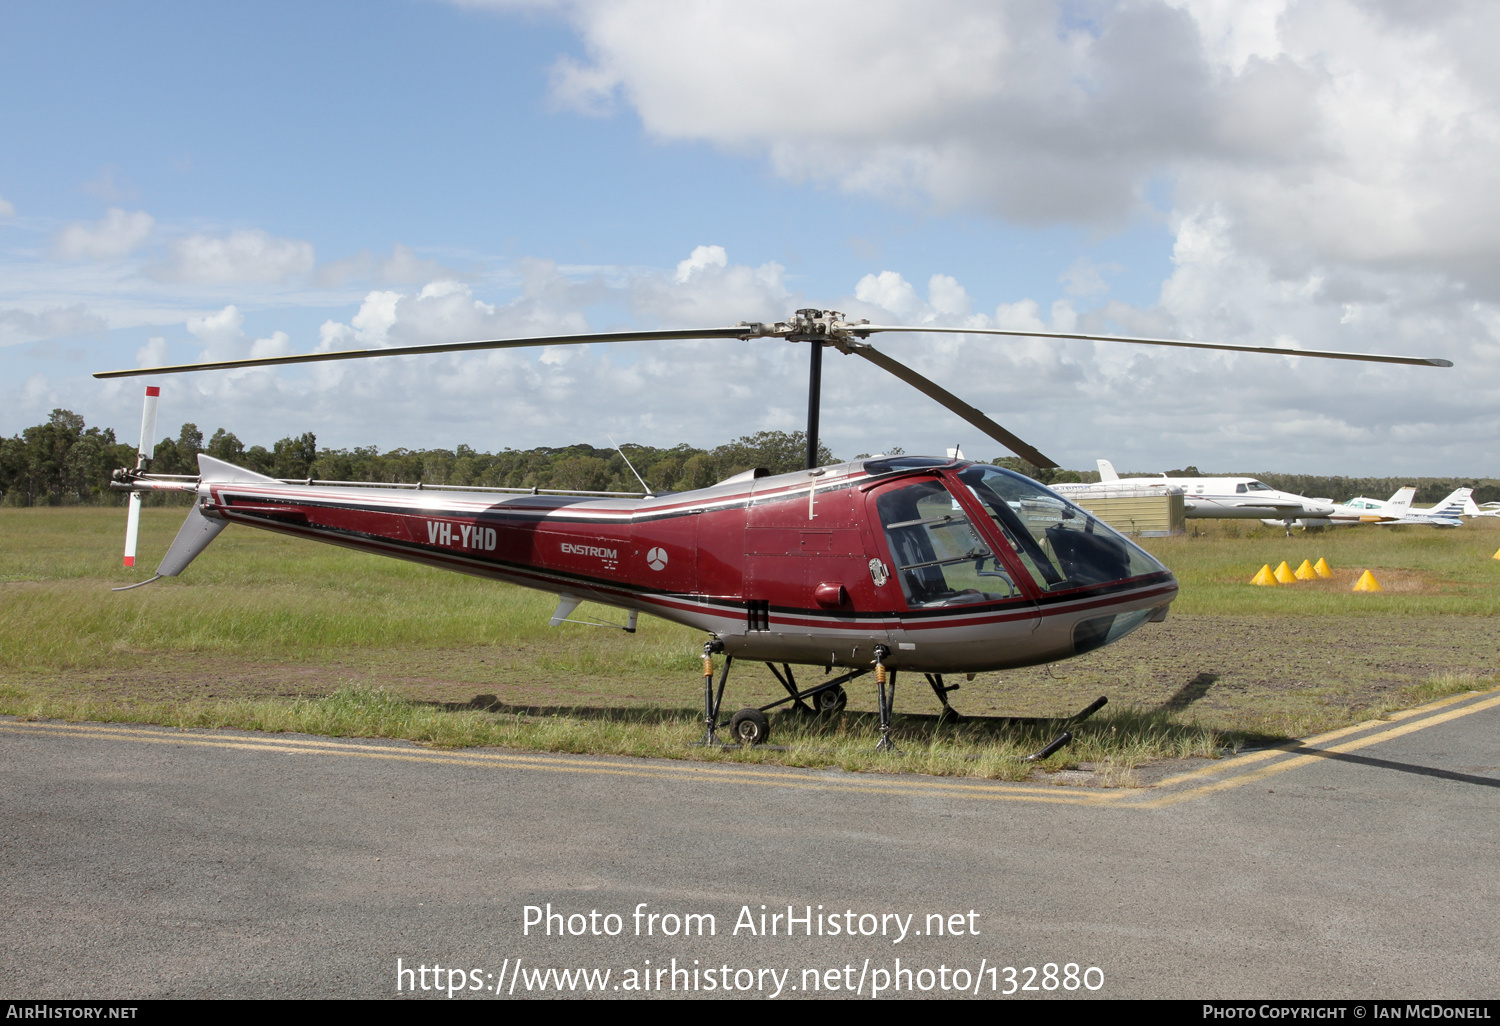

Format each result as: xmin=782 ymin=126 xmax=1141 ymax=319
xmin=847 ymin=344 xmax=1058 ymax=468
xmin=123 ymin=492 xmax=143 ymax=568
xmin=124 ymin=385 xmax=161 ymax=568
xmin=137 ymin=386 xmax=160 ymax=467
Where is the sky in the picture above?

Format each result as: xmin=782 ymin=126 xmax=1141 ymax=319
xmin=3 ymin=0 xmax=1498 ymax=475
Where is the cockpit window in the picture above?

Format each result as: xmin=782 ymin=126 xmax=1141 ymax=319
xmin=1246 ymin=481 xmax=1273 ymax=492
xmin=955 ymin=465 xmax=1168 ymax=591
xmin=1235 ymin=483 xmax=1248 ymax=494
xmin=874 ymin=480 xmax=1020 ymax=608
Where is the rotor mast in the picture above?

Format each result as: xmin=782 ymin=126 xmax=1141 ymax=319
xmin=757 ymin=308 xmax=857 ymax=471
xmin=804 ymin=334 xmax=823 ymax=470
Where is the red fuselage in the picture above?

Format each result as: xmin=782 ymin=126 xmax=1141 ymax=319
xmin=196 ymin=456 xmax=1176 ymax=673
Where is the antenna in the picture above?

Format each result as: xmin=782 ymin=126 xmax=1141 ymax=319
xmin=608 ymin=435 xmax=652 ymax=495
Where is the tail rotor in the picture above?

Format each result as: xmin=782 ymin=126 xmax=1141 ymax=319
xmin=122 ymin=386 xmax=160 ymax=568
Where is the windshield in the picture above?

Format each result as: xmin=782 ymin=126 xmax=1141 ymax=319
xmin=955 ymin=465 xmax=1168 ymax=591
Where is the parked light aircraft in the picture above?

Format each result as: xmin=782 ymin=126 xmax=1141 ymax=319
xmin=1463 ymin=496 xmax=1500 ymax=519
xmin=95 ymin=309 xmax=1451 ymax=751
xmin=1271 ymin=487 xmax=1472 ymax=529
xmin=1050 ymin=459 xmax=1335 ymax=525
xmin=1382 ymin=487 xmax=1470 ymax=527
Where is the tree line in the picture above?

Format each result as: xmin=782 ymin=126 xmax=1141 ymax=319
xmin=0 ymin=409 xmax=843 ymax=506
xmin=3 ymin=408 xmax=1493 ymax=507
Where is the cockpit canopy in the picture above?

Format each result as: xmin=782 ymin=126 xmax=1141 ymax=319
xmin=873 ymin=464 xmax=1169 ymax=608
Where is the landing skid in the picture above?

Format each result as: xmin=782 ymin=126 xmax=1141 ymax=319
xmin=985 ymin=695 xmax=1109 ymax=763
xmin=916 ymin=681 xmax=1106 ymax=761
xmin=695 ymin=639 xmax=1103 ymax=759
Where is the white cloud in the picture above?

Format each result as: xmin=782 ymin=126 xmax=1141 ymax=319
xmin=180 ymin=304 xmax=300 ymax=370
xmin=314 ymin=243 xmax=463 ymax=287
xmin=55 ymin=208 xmax=155 ymax=260
xmin=673 ymin=244 xmax=727 ymax=282
xmin=136 ymin=336 xmax=170 ymax=367
xmin=6 ymin=239 xmax=1492 ymax=477
xmin=378 ymin=0 xmax=1497 ymax=473
xmin=0 ymin=196 xmax=14 ymax=217
xmin=187 ymin=305 xmax=247 ymax=354
xmin=162 ymin=229 xmax=315 ymax=283
xmin=1061 ymin=259 xmax=1118 ymax=299
xmin=632 ymin=251 xmax=787 ymax=326
xmin=0 ymin=305 xmax=108 ymax=346
xmin=468 ymin=1 xmax=1500 ymax=291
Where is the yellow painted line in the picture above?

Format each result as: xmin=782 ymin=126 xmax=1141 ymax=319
xmin=1145 ymin=688 xmax=1495 ymax=790
xmin=0 ymin=720 xmax=1118 ymax=807
xmin=1134 ymin=691 xmax=1500 ymax=808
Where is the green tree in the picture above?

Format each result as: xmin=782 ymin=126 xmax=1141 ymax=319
xmin=206 ymin=428 xmax=245 ymax=463
xmin=710 ymin=430 xmax=838 ymax=477
xmin=271 ymin=432 xmax=317 ymax=479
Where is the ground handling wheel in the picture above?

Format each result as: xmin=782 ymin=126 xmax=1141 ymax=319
xmin=729 ymin=708 xmax=771 ymax=746
xmin=811 ymin=686 xmax=848 ymax=715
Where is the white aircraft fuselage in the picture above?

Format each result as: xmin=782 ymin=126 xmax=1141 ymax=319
xmin=1051 ymin=475 xmax=1334 ymax=521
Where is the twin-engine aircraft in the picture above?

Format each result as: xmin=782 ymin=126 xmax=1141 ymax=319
xmin=96 ymin=309 xmax=1452 ymax=750
xmin=1277 ymin=486 xmax=1473 ymax=529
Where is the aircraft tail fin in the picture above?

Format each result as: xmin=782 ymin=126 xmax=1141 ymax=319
xmin=1385 ymin=486 xmax=1416 ymax=515
xmin=1431 ymin=487 xmax=1472 ymax=517
xmin=1096 ymin=459 xmax=1119 ymax=483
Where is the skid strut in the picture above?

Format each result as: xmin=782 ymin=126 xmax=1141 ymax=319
xmin=765 ymin=663 xmax=811 ymax=713
xmin=874 ymin=646 xmax=899 ymax=753
xmin=924 ymin=673 xmax=962 ymax=720
xmin=701 ymin=640 xmax=731 ymax=746
xmin=758 ymin=664 xmax=866 ymax=716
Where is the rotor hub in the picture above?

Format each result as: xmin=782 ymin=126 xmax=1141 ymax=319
xmin=738 ymin=309 xmax=871 ymax=348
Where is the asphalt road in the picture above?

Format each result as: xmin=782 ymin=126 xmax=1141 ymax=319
xmin=2 ymin=689 xmax=1497 ymax=1000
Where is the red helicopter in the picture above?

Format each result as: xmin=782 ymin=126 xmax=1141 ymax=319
xmin=97 ymin=309 xmax=1451 ymax=751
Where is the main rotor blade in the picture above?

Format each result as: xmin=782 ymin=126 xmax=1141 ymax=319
xmin=92 ymin=326 xmax=750 ymax=379
xmin=854 ymin=325 xmax=1453 ymax=368
xmin=848 ymin=344 xmax=1058 ymax=468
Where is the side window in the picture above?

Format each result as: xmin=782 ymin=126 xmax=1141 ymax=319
xmin=1236 ymin=483 xmax=1247 ymax=494
xmin=874 ymin=481 xmax=1019 ymax=608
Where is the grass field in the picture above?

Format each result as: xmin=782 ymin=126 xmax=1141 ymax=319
xmin=1 ymin=507 xmax=1496 ymax=781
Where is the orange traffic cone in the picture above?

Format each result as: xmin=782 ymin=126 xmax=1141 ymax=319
xmin=1314 ymin=557 xmax=1333 ymax=578
xmin=1273 ymin=560 xmax=1297 ymax=584
xmin=1250 ymin=564 xmax=1278 ymax=586
xmin=1353 ymin=570 xmax=1383 ymax=592
xmin=1294 ymin=559 xmax=1316 ymax=581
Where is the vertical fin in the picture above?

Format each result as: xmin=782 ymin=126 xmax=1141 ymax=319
xmin=1097 ymin=458 xmax=1119 ymax=482
xmin=549 ymin=595 xmax=583 ymax=627
xmin=1386 ymin=486 xmax=1416 ymax=515
xmin=156 ymin=503 xmax=228 ymax=577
